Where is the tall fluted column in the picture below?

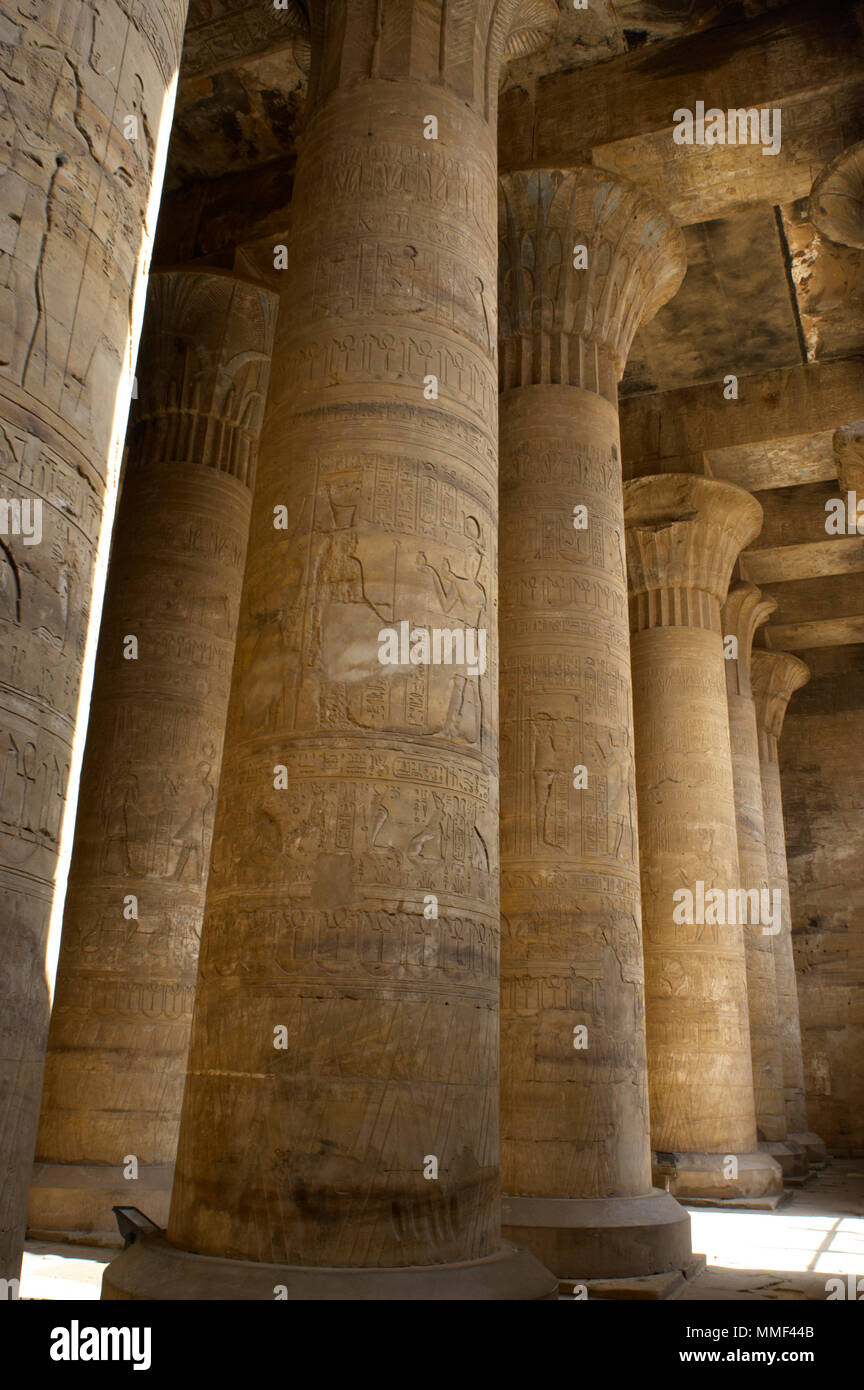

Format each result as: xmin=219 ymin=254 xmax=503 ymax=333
xmin=0 ymin=0 xmax=187 ymax=1285
xmin=496 ymin=168 xmax=692 ymax=1280
xmin=625 ymin=476 xmax=783 ymax=1203
xmin=103 ymin=0 xmax=559 ymax=1302
xmin=752 ymin=651 xmax=827 ymax=1166
xmin=723 ymin=586 xmax=807 ymax=1180
xmin=28 ymin=272 xmax=278 ymax=1247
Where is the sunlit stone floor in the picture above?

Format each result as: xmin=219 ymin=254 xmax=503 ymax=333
xmin=680 ymin=1160 xmax=864 ymax=1300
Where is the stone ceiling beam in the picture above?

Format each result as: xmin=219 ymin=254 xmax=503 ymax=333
xmin=743 ymin=537 xmax=864 ymax=585
xmin=500 ymin=1 xmax=864 ymax=224
xmin=621 ymin=359 xmax=864 ymax=487
xmin=764 ymin=615 xmax=864 ymax=649
xmin=745 ymin=483 xmax=847 ymax=549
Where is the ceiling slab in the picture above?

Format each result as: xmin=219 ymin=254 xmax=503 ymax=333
xmin=500 ymin=1 xmax=864 ymax=223
xmin=624 ymin=207 xmax=802 ymax=394
xmin=746 ymin=482 xmax=849 ymax=548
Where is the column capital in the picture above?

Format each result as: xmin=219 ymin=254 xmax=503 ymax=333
xmin=833 ymin=420 xmax=864 ymax=492
xmin=130 ymin=271 xmax=278 ymax=491
xmin=498 ymin=167 xmax=686 ymax=396
xmin=723 ymin=583 xmax=777 ymax=698
xmin=810 ymin=137 xmax=864 ymax=251
xmin=305 ymin=0 xmax=557 ymax=117
xmin=752 ymin=651 xmax=810 ymax=741
xmin=624 ymin=475 xmax=763 ymax=631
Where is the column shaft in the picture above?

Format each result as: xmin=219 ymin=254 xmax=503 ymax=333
xmin=497 ymin=167 xmax=692 ymax=1280
xmin=0 ymin=0 xmax=187 ymax=1284
xmin=761 ymin=755 xmax=807 ymax=1129
xmin=626 ymin=475 xmax=782 ymax=1203
xmin=501 ymin=386 xmax=647 ymax=1197
xmin=752 ymin=651 xmax=827 ymax=1165
xmin=722 ymin=590 xmax=785 ymax=1129
xmin=28 ymin=272 xmax=277 ymax=1245
xmin=173 ymin=78 xmax=503 ymax=1273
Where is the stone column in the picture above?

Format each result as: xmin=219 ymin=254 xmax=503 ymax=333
xmin=752 ymin=650 xmax=828 ymax=1165
xmin=0 ymin=0 xmax=187 ymax=1286
xmin=722 ymin=585 xmax=807 ymax=1181
xmin=625 ymin=476 xmax=783 ymax=1204
xmin=103 ymin=0 xmax=559 ymax=1302
xmin=496 ymin=167 xmax=692 ymax=1281
xmin=27 ymin=271 xmax=278 ymax=1247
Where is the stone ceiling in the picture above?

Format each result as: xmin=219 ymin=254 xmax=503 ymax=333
xmin=157 ymin=0 xmax=864 ymax=668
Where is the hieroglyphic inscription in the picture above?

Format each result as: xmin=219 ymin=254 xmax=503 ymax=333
xmin=499 ymin=386 xmax=652 ymax=1199
xmin=627 ymin=477 xmax=765 ymax=1160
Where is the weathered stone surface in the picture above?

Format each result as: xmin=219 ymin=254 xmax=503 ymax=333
xmin=722 ymin=585 xmax=788 ymax=1148
xmin=621 ymin=361 xmax=864 ymax=488
xmin=500 ymin=2 xmax=864 ymax=225
xmin=751 ymin=649 xmax=827 ymax=1165
xmin=103 ymin=0 xmax=560 ymax=1303
xmin=834 ymin=420 xmax=864 ymax=492
xmin=781 ymin=197 xmax=864 ymax=365
xmin=497 ymin=165 xmax=692 ymax=1277
xmin=28 ymin=271 xmax=277 ymax=1247
xmin=623 ymin=208 xmax=805 ymax=398
xmin=810 ymin=139 xmax=864 ymax=251
xmin=625 ymin=475 xmax=782 ymax=1202
xmin=0 ymin=0 xmax=188 ymax=1286
xmin=781 ymin=645 xmax=864 ymax=1155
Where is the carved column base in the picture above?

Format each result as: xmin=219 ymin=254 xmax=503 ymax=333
xmin=787 ymin=1132 xmax=829 ymax=1166
xmin=27 ymin=1164 xmax=173 ymax=1248
xmin=501 ymin=1190 xmax=692 ymax=1281
xmin=652 ymin=1151 xmax=783 ymax=1206
xmin=101 ymin=1232 xmax=558 ymax=1301
xmin=758 ymin=1140 xmax=810 ymax=1183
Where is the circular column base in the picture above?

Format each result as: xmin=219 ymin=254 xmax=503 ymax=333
xmin=500 ymin=1189 xmax=692 ymax=1280
xmin=102 ymin=1232 xmax=558 ymax=1301
xmin=788 ymin=1131 xmax=829 ymax=1166
xmin=27 ymin=1164 xmax=173 ymax=1248
xmin=758 ymin=1140 xmax=810 ymax=1182
xmin=652 ymin=1150 xmax=784 ymax=1204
